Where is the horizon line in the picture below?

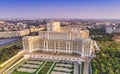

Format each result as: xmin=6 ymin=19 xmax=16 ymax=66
xmin=0 ymin=17 xmax=120 ymax=20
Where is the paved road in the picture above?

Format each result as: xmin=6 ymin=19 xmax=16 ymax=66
xmin=74 ymin=62 xmax=79 ymax=74
xmin=83 ymin=59 xmax=90 ymax=74
xmin=94 ymin=41 xmax=100 ymax=51
xmin=0 ymin=38 xmax=20 ymax=47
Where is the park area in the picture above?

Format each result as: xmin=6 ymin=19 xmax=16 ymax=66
xmin=4 ymin=58 xmax=84 ymax=74
xmin=0 ymin=39 xmax=22 ymax=65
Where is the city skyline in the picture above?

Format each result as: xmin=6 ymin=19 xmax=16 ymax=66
xmin=0 ymin=0 xmax=120 ymax=19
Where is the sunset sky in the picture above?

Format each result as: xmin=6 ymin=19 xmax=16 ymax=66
xmin=0 ymin=0 xmax=120 ymax=19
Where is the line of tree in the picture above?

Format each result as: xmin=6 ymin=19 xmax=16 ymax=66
xmin=0 ymin=43 xmax=22 ymax=65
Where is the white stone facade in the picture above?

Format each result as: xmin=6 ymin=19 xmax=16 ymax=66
xmin=22 ymin=22 xmax=94 ymax=57
xmin=47 ymin=21 xmax=61 ymax=31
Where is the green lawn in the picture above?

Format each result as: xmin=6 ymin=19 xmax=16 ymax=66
xmin=6 ymin=59 xmax=83 ymax=74
xmin=81 ymin=62 xmax=84 ymax=74
xmin=38 ymin=62 xmax=53 ymax=74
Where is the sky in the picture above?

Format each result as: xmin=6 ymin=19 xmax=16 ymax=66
xmin=0 ymin=0 xmax=120 ymax=19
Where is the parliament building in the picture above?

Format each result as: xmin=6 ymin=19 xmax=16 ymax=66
xmin=23 ymin=21 xmax=94 ymax=58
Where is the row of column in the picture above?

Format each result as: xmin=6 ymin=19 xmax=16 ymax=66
xmin=43 ymin=41 xmax=72 ymax=53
